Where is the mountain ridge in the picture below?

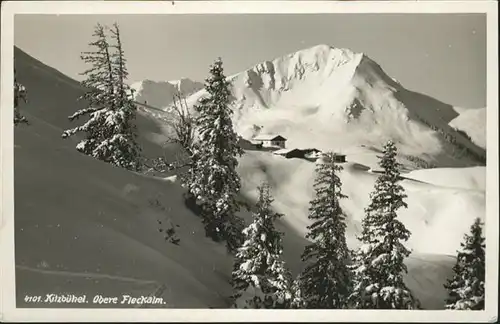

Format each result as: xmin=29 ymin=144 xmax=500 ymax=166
xmin=172 ymin=44 xmax=485 ymax=169
xmin=131 ymin=78 xmax=204 ymax=109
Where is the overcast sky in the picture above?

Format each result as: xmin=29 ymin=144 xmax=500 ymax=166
xmin=14 ymin=13 xmax=486 ymax=108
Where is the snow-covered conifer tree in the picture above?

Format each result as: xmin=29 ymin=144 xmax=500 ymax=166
xmin=62 ymin=24 xmax=115 ymax=157
xmin=107 ymin=22 xmax=141 ymax=170
xmin=14 ymin=68 xmax=28 ymax=125
xmin=62 ymin=23 xmax=141 ymax=171
xmin=231 ymin=183 xmax=294 ymax=308
xmin=297 ymin=152 xmax=352 ymax=309
xmin=349 ymin=140 xmax=419 ymax=309
xmin=188 ymin=57 xmax=244 ymax=253
xmin=444 ymin=217 xmax=485 ymax=310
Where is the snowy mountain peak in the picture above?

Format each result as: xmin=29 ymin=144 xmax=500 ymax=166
xmin=275 ymin=44 xmax=361 ymax=66
xmin=180 ymin=44 xmax=484 ymax=168
xmin=287 ymin=44 xmax=361 ymax=65
xmin=231 ymin=44 xmax=365 ymax=88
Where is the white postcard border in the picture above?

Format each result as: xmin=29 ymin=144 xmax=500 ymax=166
xmin=1 ymin=1 xmax=498 ymax=322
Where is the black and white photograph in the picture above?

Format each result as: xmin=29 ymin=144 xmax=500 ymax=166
xmin=1 ymin=1 xmax=498 ymax=322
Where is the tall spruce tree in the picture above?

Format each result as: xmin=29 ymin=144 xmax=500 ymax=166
xmin=14 ymin=67 xmax=28 ymax=125
xmin=348 ymin=140 xmax=419 ymax=309
xmin=231 ymin=183 xmax=294 ymax=309
xmin=444 ymin=217 xmax=485 ymax=310
xmin=62 ymin=23 xmax=115 ymax=158
xmin=188 ymin=57 xmax=244 ymax=253
xmin=108 ymin=22 xmax=141 ymax=170
xmin=62 ymin=23 xmax=141 ymax=171
xmin=297 ymin=152 xmax=352 ymax=309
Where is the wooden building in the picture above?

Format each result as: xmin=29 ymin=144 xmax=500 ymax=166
xmin=251 ymin=134 xmax=287 ymax=149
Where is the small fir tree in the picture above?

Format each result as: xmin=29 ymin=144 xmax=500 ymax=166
xmin=62 ymin=23 xmax=141 ymax=171
xmin=14 ymin=67 xmax=28 ymax=125
xmin=297 ymin=152 xmax=352 ymax=309
xmin=231 ymin=183 xmax=294 ymax=309
xmin=444 ymin=217 xmax=485 ymax=310
xmin=349 ymin=140 xmax=419 ymax=309
xmin=62 ymin=23 xmax=115 ymax=156
xmin=188 ymin=57 xmax=244 ymax=253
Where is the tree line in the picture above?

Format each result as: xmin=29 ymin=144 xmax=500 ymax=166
xmin=13 ymin=23 xmax=486 ymax=310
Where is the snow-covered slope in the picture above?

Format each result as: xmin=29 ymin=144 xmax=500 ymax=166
xmin=405 ymin=166 xmax=486 ymax=191
xmin=237 ymin=151 xmax=485 ymax=256
xmin=449 ymin=107 xmax=487 ymax=149
xmin=184 ymin=44 xmax=485 ymax=170
xmin=131 ymin=78 xmax=204 ymax=109
xmin=236 ymin=151 xmax=473 ymax=308
xmin=13 ymin=47 xmax=228 ymax=308
xmin=15 ymin=119 xmax=233 ymax=308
